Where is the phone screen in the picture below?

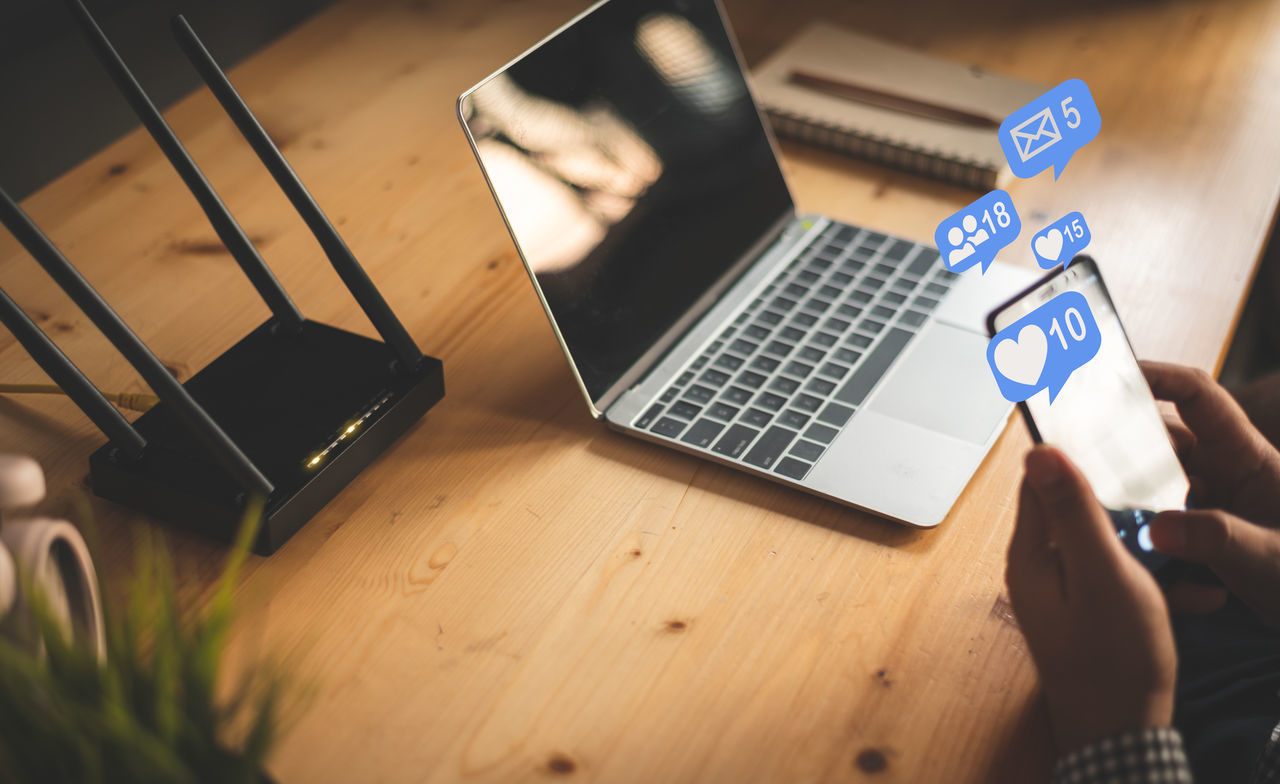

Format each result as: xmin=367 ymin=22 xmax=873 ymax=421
xmin=990 ymin=258 xmax=1188 ymax=570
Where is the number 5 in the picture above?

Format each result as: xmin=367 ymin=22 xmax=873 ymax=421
xmin=1071 ymin=218 xmax=1083 ymax=238
xmin=1061 ymin=97 xmax=1081 ymax=129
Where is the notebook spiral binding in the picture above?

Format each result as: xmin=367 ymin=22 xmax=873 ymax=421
xmin=764 ymin=107 xmax=994 ymax=190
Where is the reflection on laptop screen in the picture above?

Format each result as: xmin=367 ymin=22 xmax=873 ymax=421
xmin=459 ymin=0 xmax=793 ymax=403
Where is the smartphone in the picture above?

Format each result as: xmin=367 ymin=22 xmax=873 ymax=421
xmin=986 ymin=256 xmax=1189 ymax=572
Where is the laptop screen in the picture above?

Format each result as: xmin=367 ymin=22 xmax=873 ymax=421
xmin=459 ymin=0 xmax=793 ymax=405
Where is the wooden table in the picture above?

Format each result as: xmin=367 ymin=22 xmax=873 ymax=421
xmin=3 ymin=0 xmax=1280 ymax=780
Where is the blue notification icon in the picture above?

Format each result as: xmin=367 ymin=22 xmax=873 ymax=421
xmin=1031 ymin=211 xmax=1091 ymax=270
xmin=934 ymin=189 xmax=1021 ymax=275
xmin=987 ymin=290 xmax=1101 ymax=403
xmin=999 ymin=79 xmax=1101 ymax=180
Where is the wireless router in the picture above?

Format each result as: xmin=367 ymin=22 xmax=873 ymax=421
xmin=0 ymin=1 xmax=444 ymax=554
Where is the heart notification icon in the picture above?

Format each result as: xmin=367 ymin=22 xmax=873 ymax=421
xmin=987 ymin=290 xmax=1101 ymax=403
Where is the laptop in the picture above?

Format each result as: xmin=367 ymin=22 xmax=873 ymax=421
xmin=457 ymin=0 xmax=1036 ymax=526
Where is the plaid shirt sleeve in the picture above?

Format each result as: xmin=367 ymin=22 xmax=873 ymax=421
xmin=1254 ymin=721 xmax=1280 ymax=784
xmin=1050 ymin=727 xmax=1192 ymax=784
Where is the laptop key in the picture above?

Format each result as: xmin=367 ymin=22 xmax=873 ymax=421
xmin=756 ymin=392 xmax=787 ymax=411
xmin=759 ymin=310 xmax=784 ymax=324
xmin=681 ymin=418 xmax=726 ymax=448
xmin=846 ymin=333 xmax=873 ymax=349
xmin=892 ymin=277 xmax=919 ymax=292
xmin=769 ymin=376 xmax=800 ymax=394
xmin=743 ymin=426 xmax=800 ymax=470
xmin=924 ymin=282 xmax=948 ymax=296
xmin=798 ymin=346 xmax=826 ymax=362
xmin=744 ymin=324 xmax=770 ymax=340
xmin=794 ymin=393 xmax=823 ymax=413
xmin=818 ymin=402 xmax=856 ymax=426
xmin=779 ymin=410 xmax=810 ymax=429
xmin=805 ymin=377 xmax=837 ymax=396
xmin=670 ymin=400 xmax=702 ymax=420
xmin=804 ymin=422 xmax=840 ymax=443
xmin=652 ymin=417 xmax=687 ymax=438
xmin=836 ymin=303 xmax=863 ymax=319
xmin=722 ymin=386 xmax=752 ymax=404
xmin=774 ymin=457 xmax=812 ymax=480
xmin=819 ymin=362 xmax=850 ymax=380
xmin=785 ymin=360 xmax=815 ymax=378
xmin=901 ymin=311 xmax=927 ymax=327
xmin=834 ymin=348 xmax=862 ymax=364
xmin=765 ymin=340 xmax=794 ymax=357
xmin=791 ymin=439 xmax=825 ymax=462
xmin=730 ymin=339 xmax=759 ymax=355
xmin=677 ymin=371 xmax=694 ymax=385
xmin=660 ymin=387 xmax=679 ymax=402
xmin=742 ymin=407 xmax=773 ymax=427
xmin=712 ymin=424 xmax=760 ymax=458
xmin=751 ymin=355 xmax=780 ymax=372
xmin=780 ymin=326 xmax=806 ymax=342
xmin=862 ymin=320 xmax=886 ymax=334
xmin=871 ymin=305 xmax=896 ymax=320
xmin=835 ymin=327 xmax=913 ymax=407
xmin=792 ymin=312 xmax=819 ymax=327
xmin=873 ymin=263 xmax=895 ymax=278
xmin=737 ymin=370 xmax=767 ymax=389
xmin=913 ymin=296 xmax=940 ymax=311
xmin=709 ymin=402 xmax=740 ymax=420
xmin=812 ymin=332 xmax=838 ymax=347
xmin=884 ymin=240 xmax=913 ymax=261
xmin=883 ymin=291 xmax=907 ymax=305
xmin=715 ymin=354 xmax=744 ymax=371
xmin=684 ymin=384 xmax=715 ymax=403
xmin=636 ymin=404 xmax=664 ymax=429
xmin=908 ymin=247 xmax=940 ymax=276
xmin=700 ymin=369 xmax=731 ymax=387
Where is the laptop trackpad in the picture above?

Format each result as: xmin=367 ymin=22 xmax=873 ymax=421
xmin=867 ymin=323 xmax=1010 ymax=445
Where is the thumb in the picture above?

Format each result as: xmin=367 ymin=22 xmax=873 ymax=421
xmin=1025 ymin=446 xmax=1121 ymax=574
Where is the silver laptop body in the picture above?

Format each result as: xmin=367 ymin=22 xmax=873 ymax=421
xmin=457 ymin=0 xmax=1035 ymax=526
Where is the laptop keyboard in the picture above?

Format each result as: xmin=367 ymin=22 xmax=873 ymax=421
xmin=632 ymin=221 xmax=957 ymax=481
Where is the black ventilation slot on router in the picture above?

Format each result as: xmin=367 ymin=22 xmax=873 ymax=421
xmin=0 ymin=1 xmax=444 ymax=554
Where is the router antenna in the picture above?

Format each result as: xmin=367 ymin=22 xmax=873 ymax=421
xmin=0 ymin=188 xmax=273 ymax=495
xmin=172 ymin=15 xmax=425 ymax=373
xmin=0 ymin=286 xmax=147 ymax=461
xmin=62 ymin=0 xmax=304 ymax=335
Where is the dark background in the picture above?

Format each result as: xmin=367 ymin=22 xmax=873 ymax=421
xmin=0 ymin=0 xmax=336 ymax=200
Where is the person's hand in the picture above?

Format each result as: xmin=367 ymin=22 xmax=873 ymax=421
xmin=1141 ymin=361 xmax=1280 ymax=523
xmin=1007 ymin=446 xmax=1177 ymax=754
xmin=1141 ymin=361 xmax=1280 ymax=622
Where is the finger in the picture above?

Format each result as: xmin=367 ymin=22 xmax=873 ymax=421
xmin=1008 ymin=477 xmax=1057 ymax=586
xmin=1152 ymin=509 xmax=1280 ymax=624
xmin=1007 ymin=476 xmax=1066 ymax=613
xmin=1162 ymin=413 xmax=1196 ymax=460
xmin=1141 ymin=361 xmax=1254 ymax=444
xmin=1024 ymin=446 xmax=1125 ymax=579
xmin=1150 ymin=508 xmax=1280 ymax=576
xmin=1164 ymin=582 xmax=1229 ymax=615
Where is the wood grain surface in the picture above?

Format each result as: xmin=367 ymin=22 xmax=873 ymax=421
xmin=2 ymin=0 xmax=1279 ymax=781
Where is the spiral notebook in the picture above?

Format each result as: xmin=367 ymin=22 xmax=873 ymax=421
xmin=751 ymin=23 xmax=1047 ymax=189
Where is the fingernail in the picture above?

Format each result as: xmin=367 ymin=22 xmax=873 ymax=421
xmin=1026 ymin=448 xmax=1064 ymax=490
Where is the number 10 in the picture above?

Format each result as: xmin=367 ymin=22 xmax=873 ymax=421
xmin=1048 ymin=307 xmax=1087 ymax=349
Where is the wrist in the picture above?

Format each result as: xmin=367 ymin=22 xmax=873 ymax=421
xmin=1050 ymin=691 xmax=1175 ymax=755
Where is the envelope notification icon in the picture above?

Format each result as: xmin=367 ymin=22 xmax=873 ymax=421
xmin=1009 ymin=108 xmax=1062 ymax=162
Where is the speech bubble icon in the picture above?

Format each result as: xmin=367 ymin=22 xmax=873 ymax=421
xmin=934 ymin=189 xmax=1021 ymax=275
xmin=987 ymin=290 xmax=1101 ymax=403
xmin=999 ymin=79 xmax=1101 ymax=180
xmin=1030 ymin=211 xmax=1092 ymax=270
